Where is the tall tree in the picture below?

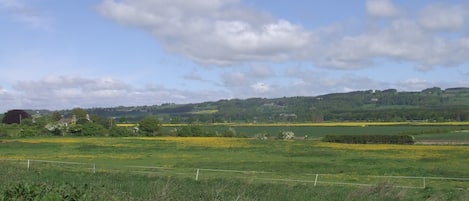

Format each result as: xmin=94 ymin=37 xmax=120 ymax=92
xmin=51 ymin=111 xmax=62 ymax=122
xmin=139 ymin=116 xmax=161 ymax=136
xmin=2 ymin=110 xmax=31 ymax=124
xmin=71 ymin=108 xmax=87 ymax=120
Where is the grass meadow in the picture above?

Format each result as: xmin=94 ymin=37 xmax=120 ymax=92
xmin=1 ymin=124 xmax=469 ymax=200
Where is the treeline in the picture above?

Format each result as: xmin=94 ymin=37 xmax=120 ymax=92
xmin=323 ymin=107 xmax=469 ymax=122
xmin=322 ymin=135 xmax=415 ymax=144
xmin=9 ymin=87 xmax=469 ymax=124
xmin=0 ymin=108 xmax=243 ymax=138
xmin=82 ymin=87 xmax=469 ymax=123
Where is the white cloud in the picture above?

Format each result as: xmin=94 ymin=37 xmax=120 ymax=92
xmin=366 ymin=0 xmax=401 ymax=18
xmin=10 ymin=76 xmax=132 ymax=109
xmin=0 ymin=75 xmax=229 ymax=112
xmin=13 ymin=76 xmax=130 ymax=95
xmin=419 ymin=3 xmax=466 ymax=31
xmin=250 ymin=65 xmax=274 ymax=78
xmin=251 ymin=82 xmax=271 ymax=93
xmin=1 ymin=72 xmax=466 ymax=112
xmin=319 ymin=19 xmax=469 ymax=70
xmin=0 ymin=0 xmax=51 ymax=30
xmin=98 ymin=0 xmax=315 ymax=66
xmin=98 ymin=0 xmax=469 ymax=71
xmin=222 ymin=72 xmax=248 ymax=87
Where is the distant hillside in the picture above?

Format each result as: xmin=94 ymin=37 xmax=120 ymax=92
xmin=20 ymin=87 xmax=467 ymax=123
xmin=70 ymin=87 xmax=468 ymax=123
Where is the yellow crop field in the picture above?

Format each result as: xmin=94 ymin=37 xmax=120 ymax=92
xmin=318 ymin=142 xmax=469 ymax=160
xmin=190 ymin=109 xmax=219 ymax=114
xmin=132 ymin=137 xmax=250 ymax=148
xmin=318 ymin=142 xmax=469 ymax=151
xmin=115 ymin=123 xmax=139 ymax=127
xmin=162 ymin=121 xmax=469 ymax=127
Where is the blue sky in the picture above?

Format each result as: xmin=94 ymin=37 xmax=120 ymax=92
xmin=1 ymin=0 xmax=468 ymax=112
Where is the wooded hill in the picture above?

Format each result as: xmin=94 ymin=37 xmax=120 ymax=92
xmin=79 ymin=87 xmax=469 ymax=123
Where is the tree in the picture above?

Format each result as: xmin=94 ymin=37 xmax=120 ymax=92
xmin=139 ymin=116 xmax=161 ymax=136
xmin=80 ymin=122 xmax=107 ymax=136
xmin=71 ymin=108 xmax=87 ymax=120
xmin=51 ymin=112 xmax=62 ymax=122
xmin=2 ymin=110 xmax=31 ymax=124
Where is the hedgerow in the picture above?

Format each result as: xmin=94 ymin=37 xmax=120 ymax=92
xmin=322 ymin=135 xmax=415 ymax=144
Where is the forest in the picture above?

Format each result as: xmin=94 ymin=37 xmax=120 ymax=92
xmin=81 ymin=87 xmax=469 ymax=123
xmin=2 ymin=87 xmax=469 ymax=128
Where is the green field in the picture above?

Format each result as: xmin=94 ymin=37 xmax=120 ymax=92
xmin=162 ymin=124 xmax=469 ymax=140
xmin=1 ymin=133 xmax=469 ymax=200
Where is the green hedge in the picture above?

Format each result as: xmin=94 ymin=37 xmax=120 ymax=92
xmin=322 ymin=135 xmax=415 ymax=144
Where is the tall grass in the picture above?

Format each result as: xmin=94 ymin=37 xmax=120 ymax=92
xmin=2 ymin=162 xmax=467 ymax=201
xmin=1 ymin=136 xmax=469 ymax=200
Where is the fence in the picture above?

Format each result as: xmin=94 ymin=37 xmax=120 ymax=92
xmin=2 ymin=159 xmax=469 ymax=190
xmin=2 ymin=159 xmax=96 ymax=173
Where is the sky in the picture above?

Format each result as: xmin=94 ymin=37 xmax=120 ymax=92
xmin=1 ymin=0 xmax=469 ymax=112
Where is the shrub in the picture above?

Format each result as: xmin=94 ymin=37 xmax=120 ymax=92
xmin=176 ymin=125 xmax=205 ymax=137
xmin=322 ymin=135 xmax=415 ymax=144
xmin=2 ymin=182 xmax=92 ymax=201
xmin=222 ymin=127 xmax=237 ymax=137
xmin=278 ymin=131 xmax=295 ymax=140
xmin=109 ymin=126 xmax=133 ymax=137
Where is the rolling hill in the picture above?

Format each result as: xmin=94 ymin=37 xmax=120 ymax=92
xmin=80 ymin=87 xmax=469 ymax=123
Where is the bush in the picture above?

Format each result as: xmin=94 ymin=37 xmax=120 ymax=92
xmin=176 ymin=125 xmax=205 ymax=137
xmin=109 ymin=126 xmax=133 ymax=137
xmin=278 ymin=131 xmax=295 ymax=140
xmin=2 ymin=182 xmax=92 ymax=201
xmin=221 ymin=127 xmax=237 ymax=137
xmin=67 ymin=122 xmax=107 ymax=136
xmin=322 ymin=135 xmax=415 ymax=144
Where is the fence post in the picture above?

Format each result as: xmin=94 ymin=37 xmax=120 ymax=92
xmin=423 ymin=177 xmax=426 ymax=188
xmin=27 ymin=159 xmax=30 ymax=170
xmin=314 ymin=174 xmax=319 ymax=187
xmin=93 ymin=163 xmax=96 ymax=173
xmin=196 ymin=169 xmax=200 ymax=181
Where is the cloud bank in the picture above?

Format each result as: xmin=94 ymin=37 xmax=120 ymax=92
xmin=1 ymin=76 xmax=227 ymax=111
xmin=99 ymin=0 xmax=469 ymax=70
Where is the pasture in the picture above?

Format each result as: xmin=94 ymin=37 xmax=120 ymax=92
xmin=162 ymin=123 xmax=469 ymax=141
xmin=1 ymin=124 xmax=469 ymax=200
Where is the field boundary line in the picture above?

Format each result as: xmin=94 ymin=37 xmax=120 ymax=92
xmin=313 ymin=173 xmax=469 ymax=181
xmin=28 ymin=159 xmax=90 ymax=165
xmin=368 ymin=175 xmax=424 ymax=179
xmin=424 ymin=176 xmax=469 ymax=181
xmin=199 ymin=168 xmax=272 ymax=174
xmin=125 ymin=165 xmax=173 ymax=170
xmin=255 ymin=177 xmax=317 ymax=183
xmin=255 ymin=178 xmax=422 ymax=189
